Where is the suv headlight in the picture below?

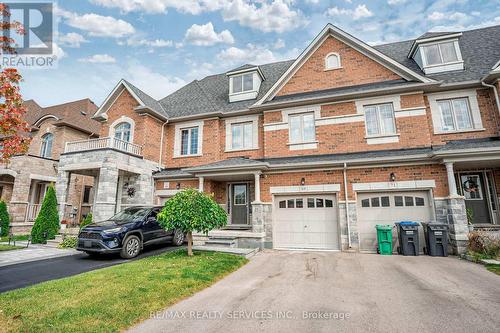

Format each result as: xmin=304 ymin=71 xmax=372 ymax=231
xmin=102 ymin=227 xmax=123 ymax=234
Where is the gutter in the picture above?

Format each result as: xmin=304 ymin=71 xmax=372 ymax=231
xmin=343 ymin=163 xmax=351 ymax=248
xmin=158 ymin=120 xmax=169 ymax=169
xmin=480 ymin=79 xmax=500 ymax=122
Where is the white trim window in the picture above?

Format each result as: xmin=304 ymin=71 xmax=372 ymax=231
xmin=422 ymin=41 xmax=458 ymax=66
xmin=437 ymin=98 xmax=473 ymax=132
xmin=231 ymin=73 xmax=254 ymax=94
xmin=231 ymin=122 xmax=253 ymax=150
xmin=40 ymin=133 xmax=54 ymax=158
xmin=180 ymin=127 xmax=199 ymax=156
xmin=364 ymin=103 xmax=396 ymax=136
xmin=289 ymin=112 xmax=316 ymax=143
xmin=325 ymin=52 xmax=341 ymax=70
xmin=114 ymin=122 xmax=132 ymax=142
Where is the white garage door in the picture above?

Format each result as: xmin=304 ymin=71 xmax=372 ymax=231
xmin=357 ymin=191 xmax=432 ymax=253
xmin=274 ymin=195 xmax=339 ymax=250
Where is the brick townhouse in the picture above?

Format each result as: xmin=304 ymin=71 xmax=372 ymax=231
xmin=0 ymin=99 xmax=100 ymax=233
xmin=56 ymin=24 xmax=500 ymax=254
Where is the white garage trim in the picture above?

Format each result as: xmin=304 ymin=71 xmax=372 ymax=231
xmin=270 ymin=184 xmax=341 ymax=194
xmin=353 ymin=180 xmax=435 ymax=192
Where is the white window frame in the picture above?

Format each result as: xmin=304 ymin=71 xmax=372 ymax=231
xmin=437 ymin=98 xmax=474 ymax=132
xmin=421 ymin=41 xmax=460 ymax=67
xmin=109 ymin=116 xmax=135 ymax=143
xmin=40 ymin=133 xmax=54 ymax=158
xmin=113 ymin=122 xmax=132 ymax=142
xmin=324 ymin=52 xmax=341 ymax=70
xmin=288 ymin=112 xmax=316 ymax=144
xmin=230 ymin=73 xmax=254 ymax=94
xmin=225 ymin=115 xmax=259 ymax=151
xmin=174 ymin=120 xmax=204 ymax=158
xmin=180 ymin=127 xmax=199 ymax=156
xmin=363 ymin=103 xmax=397 ymax=137
xmin=427 ymin=89 xmax=484 ymax=134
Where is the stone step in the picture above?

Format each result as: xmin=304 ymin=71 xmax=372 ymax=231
xmin=205 ymin=239 xmax=236 ymax=248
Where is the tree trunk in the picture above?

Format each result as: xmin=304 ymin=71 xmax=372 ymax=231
xmin=187 ymin=231 xmax=193 ymax=256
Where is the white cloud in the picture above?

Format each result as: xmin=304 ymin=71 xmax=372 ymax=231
xmin=126 ymin=64 xmax=186 ymax=99
xmin=58 ymin=32 xmax=88 ymax=48
xmin=326 ymin=4 xmax=373 ymax=20
xmin=186 ymin=62 xmax=216 ymax=79
xmin=90 ymin=0 xmax=224 ymax=15
xmin=274 ymin=38 xmax=285 ymax=49
xmin=184 ymin=22 xmax=234 ymax=46
xmin=217 ymin=43 xmax=300 ymax=66
xmin=387 ymin=0 xmax=406 ymax=5
xmin=221 ymin=0 xmax=308 ymax=33
xmin=428 ymin=11 xmax=468 ymax=22
xmin=78 ymin=54 xmax=117 ymax=63
xmin=56 ymin=6 xmax=135 ymax=37
xmin=122 ymin=37 xmax=173 ymax=48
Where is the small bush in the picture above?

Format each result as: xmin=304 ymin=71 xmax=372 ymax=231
xmin=31 ymin=185 xmax=60 ymax=244
xmin=0 ymin=201 xmax=10 ymax=236
xmin=467 ymin=230 xmax=500 ymax=259
xmin=80 ymin=213 xmax=93 ymax=229
xmin=58 ymin=236 xmax=77 ymax=249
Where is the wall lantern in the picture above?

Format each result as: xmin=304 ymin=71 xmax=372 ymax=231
xmin=300 ymin=177 xmax=306 ymax=186
xmin=390 ymin=172 xmax=396 ymax=182
xmin=176 ymin=183 xmax=181 ymax=190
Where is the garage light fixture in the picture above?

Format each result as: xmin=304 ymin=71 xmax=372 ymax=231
xmin=300 ymin=177 xmax=306 ymax=186
xmin=390 ymin=172 xmax=396 ymax=182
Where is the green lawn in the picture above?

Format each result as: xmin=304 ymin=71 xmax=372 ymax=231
xmin=486 ymin=264 xmax=500 ymax=276
xmin=0 ymin=234 xmax=30 ymax=242
xmin=0 ymin=244 xmax=23 ymax=251
xmin=0 ymin=250 xmax=247 ymax=333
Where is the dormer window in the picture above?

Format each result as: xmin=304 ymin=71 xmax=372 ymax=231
xmin=422 ymin=41 xmax=458 ymax=66
xmin=231 ymin=73 xmax=254 ymax=94
xmin=226 ymin=66 xmax=264 ymax=103
xmin=408 ymin=32 xmax=464 ymax=75
xmin=325 ymin=52 xmax=341 ymax=70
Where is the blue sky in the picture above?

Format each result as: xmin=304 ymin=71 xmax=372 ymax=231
xmin=17 ymin=0 xmax=500 ymax=107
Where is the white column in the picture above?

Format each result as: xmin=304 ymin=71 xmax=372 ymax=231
xmin=198 ymin=177 xmax=204 ymax=192
xmin=254 ymin=172 xmax=261 ymax=203
xmin=445 ymin=162 xmax=458 ymax=197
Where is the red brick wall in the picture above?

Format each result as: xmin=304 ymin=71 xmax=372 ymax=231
xmin=320 ymin=101 xmax=356 ymax=117
xmin=276 ymin=36 xmax=401 ymax=97
xmin=260 ymin=164 xmax=448 ymax=202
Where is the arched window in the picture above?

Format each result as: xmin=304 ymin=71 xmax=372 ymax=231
xmin=114 ymin=122 xmax=132 ymax=142
xmin=325 ymin=52 xmax=341 ymax=70
xmin=40 ymin=133 xmax=53 ymax=158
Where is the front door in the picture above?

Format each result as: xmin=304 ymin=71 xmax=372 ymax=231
xmin=230 ymin=183 xmax=248 ymax=225
xmin=460 ymin=173 xmax=491 ymax=224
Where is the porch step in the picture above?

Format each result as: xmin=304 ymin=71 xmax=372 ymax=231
xmin=45 ymin=234 xmax=63 ymax=248
xmin=193 ymin=245 xmax=260 ymax=259
xmin=205 ymin=237 xmax=237 ymax=248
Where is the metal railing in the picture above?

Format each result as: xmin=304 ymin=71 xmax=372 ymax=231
xmin=64 ymin=137 xmax=143 ymax=156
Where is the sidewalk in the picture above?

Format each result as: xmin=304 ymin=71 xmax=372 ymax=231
xmin=0 ymin=242 xmax=77 ymax=268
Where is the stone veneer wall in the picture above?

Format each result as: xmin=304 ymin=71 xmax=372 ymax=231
xmin=251 ymin=202 xmax=272 ymax=248
xmin=338 ymin=202 xmax=358 ymax=250
xmin=434 ymin=197 xmax=468 ymax=254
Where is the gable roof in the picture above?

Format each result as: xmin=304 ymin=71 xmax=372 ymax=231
xmin=254 ymin=23 xmax=435 ymax=106
xmin=100 ymin=24 xmax=500 ymax=122
xmin=25 ymin=98 xmax=100 ymax=134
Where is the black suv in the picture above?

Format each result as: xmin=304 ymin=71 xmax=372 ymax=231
xmin=77 ymin=206 xmax=184 ymax=259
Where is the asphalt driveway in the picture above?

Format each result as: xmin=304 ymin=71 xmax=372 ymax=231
xmin=130 ymin=250 xmax=500 ymax=333
xmin=0 ymin=244 xmax=183 ymax=293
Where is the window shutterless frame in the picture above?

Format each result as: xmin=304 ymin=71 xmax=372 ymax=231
xmin=180 ymin=126 xmax=199 ymax=156
xmin=363 ymin=103 xmax=396 ymax=137
xmin=288 ymin=112 xmax=316 ymax=144
xmin=231 ymin=73 xmax=254 ymax=94
xmin=437 ymin=97 xmax=473 ymax=132
xmin=422 ymin=41 xmax=459 ymax=66
xmin=231 ymin=121 xmax=253 ymax=150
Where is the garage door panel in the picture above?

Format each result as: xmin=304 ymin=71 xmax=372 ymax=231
xmin=274 ymin=195 xmax=339 ymax=250
xmin=357 ymin=191 xmax=432 ymax=253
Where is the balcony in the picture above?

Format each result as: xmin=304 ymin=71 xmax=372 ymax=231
xmin=64 ymin=137 xmax=143 ymax=157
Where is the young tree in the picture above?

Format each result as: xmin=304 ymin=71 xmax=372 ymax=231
xmin=157 ymin=188 xmax=227 ymax=256
xmin=31 ymin=185 xmax=59 ymax=243
xmin=0 ymin=3 xmax=31 ymax=161
xmin=80 ymin=213 xmax=93 ymax=229
xmin=0 ymin=200 xmax=10 ymax=236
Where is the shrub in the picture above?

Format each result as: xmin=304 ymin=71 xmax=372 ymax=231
xmin=0 ymin=201 xmax=10 ymax=236
xmin=58 ymin=236 xmax=77 ymax=249
xmin=157 ymin=188 xmax=227 ymax=256
xmin=80 ymin=213 xmax=93 ymax=229
xmin=467 ymin=230 xmax=500 ymax=259
xmin=31 ymin=185 xmax=59 ymax=244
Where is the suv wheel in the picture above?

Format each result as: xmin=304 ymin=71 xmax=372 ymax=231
xmin=172 ymin=230 xmax=185 ymax=246
xmin=121 ymin=235 xmax=141 ymax=259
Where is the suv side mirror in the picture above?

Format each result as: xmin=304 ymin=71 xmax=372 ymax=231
xmin=146 ymin=216 xmax=156 ymax=223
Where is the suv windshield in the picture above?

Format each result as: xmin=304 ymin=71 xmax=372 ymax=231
xmin=108 ymin=207 xmax=150 ymax=224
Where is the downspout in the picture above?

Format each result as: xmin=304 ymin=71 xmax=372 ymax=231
xmin=481 ymin=80 xmax=500 ymax=134
xmin=343 ymin=162 xmax=352 ymax=248
xmin=158 ymin=120 xmax=169 ymax=169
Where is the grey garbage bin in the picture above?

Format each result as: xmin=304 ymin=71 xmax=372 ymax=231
xmin=395 ymin=221 xmax=419 ymax=256
xmin=421 ymin=222 xmax=449 ymax=257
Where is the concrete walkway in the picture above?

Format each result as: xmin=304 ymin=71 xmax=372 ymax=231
xmin=129 ymin=250 xmax=500 ymax=333
xmin=0 ymin=242 xmax=76 ymax=267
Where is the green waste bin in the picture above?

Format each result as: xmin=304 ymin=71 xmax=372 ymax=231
xmin=376 ymin=224 xmax=393 ymax=255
